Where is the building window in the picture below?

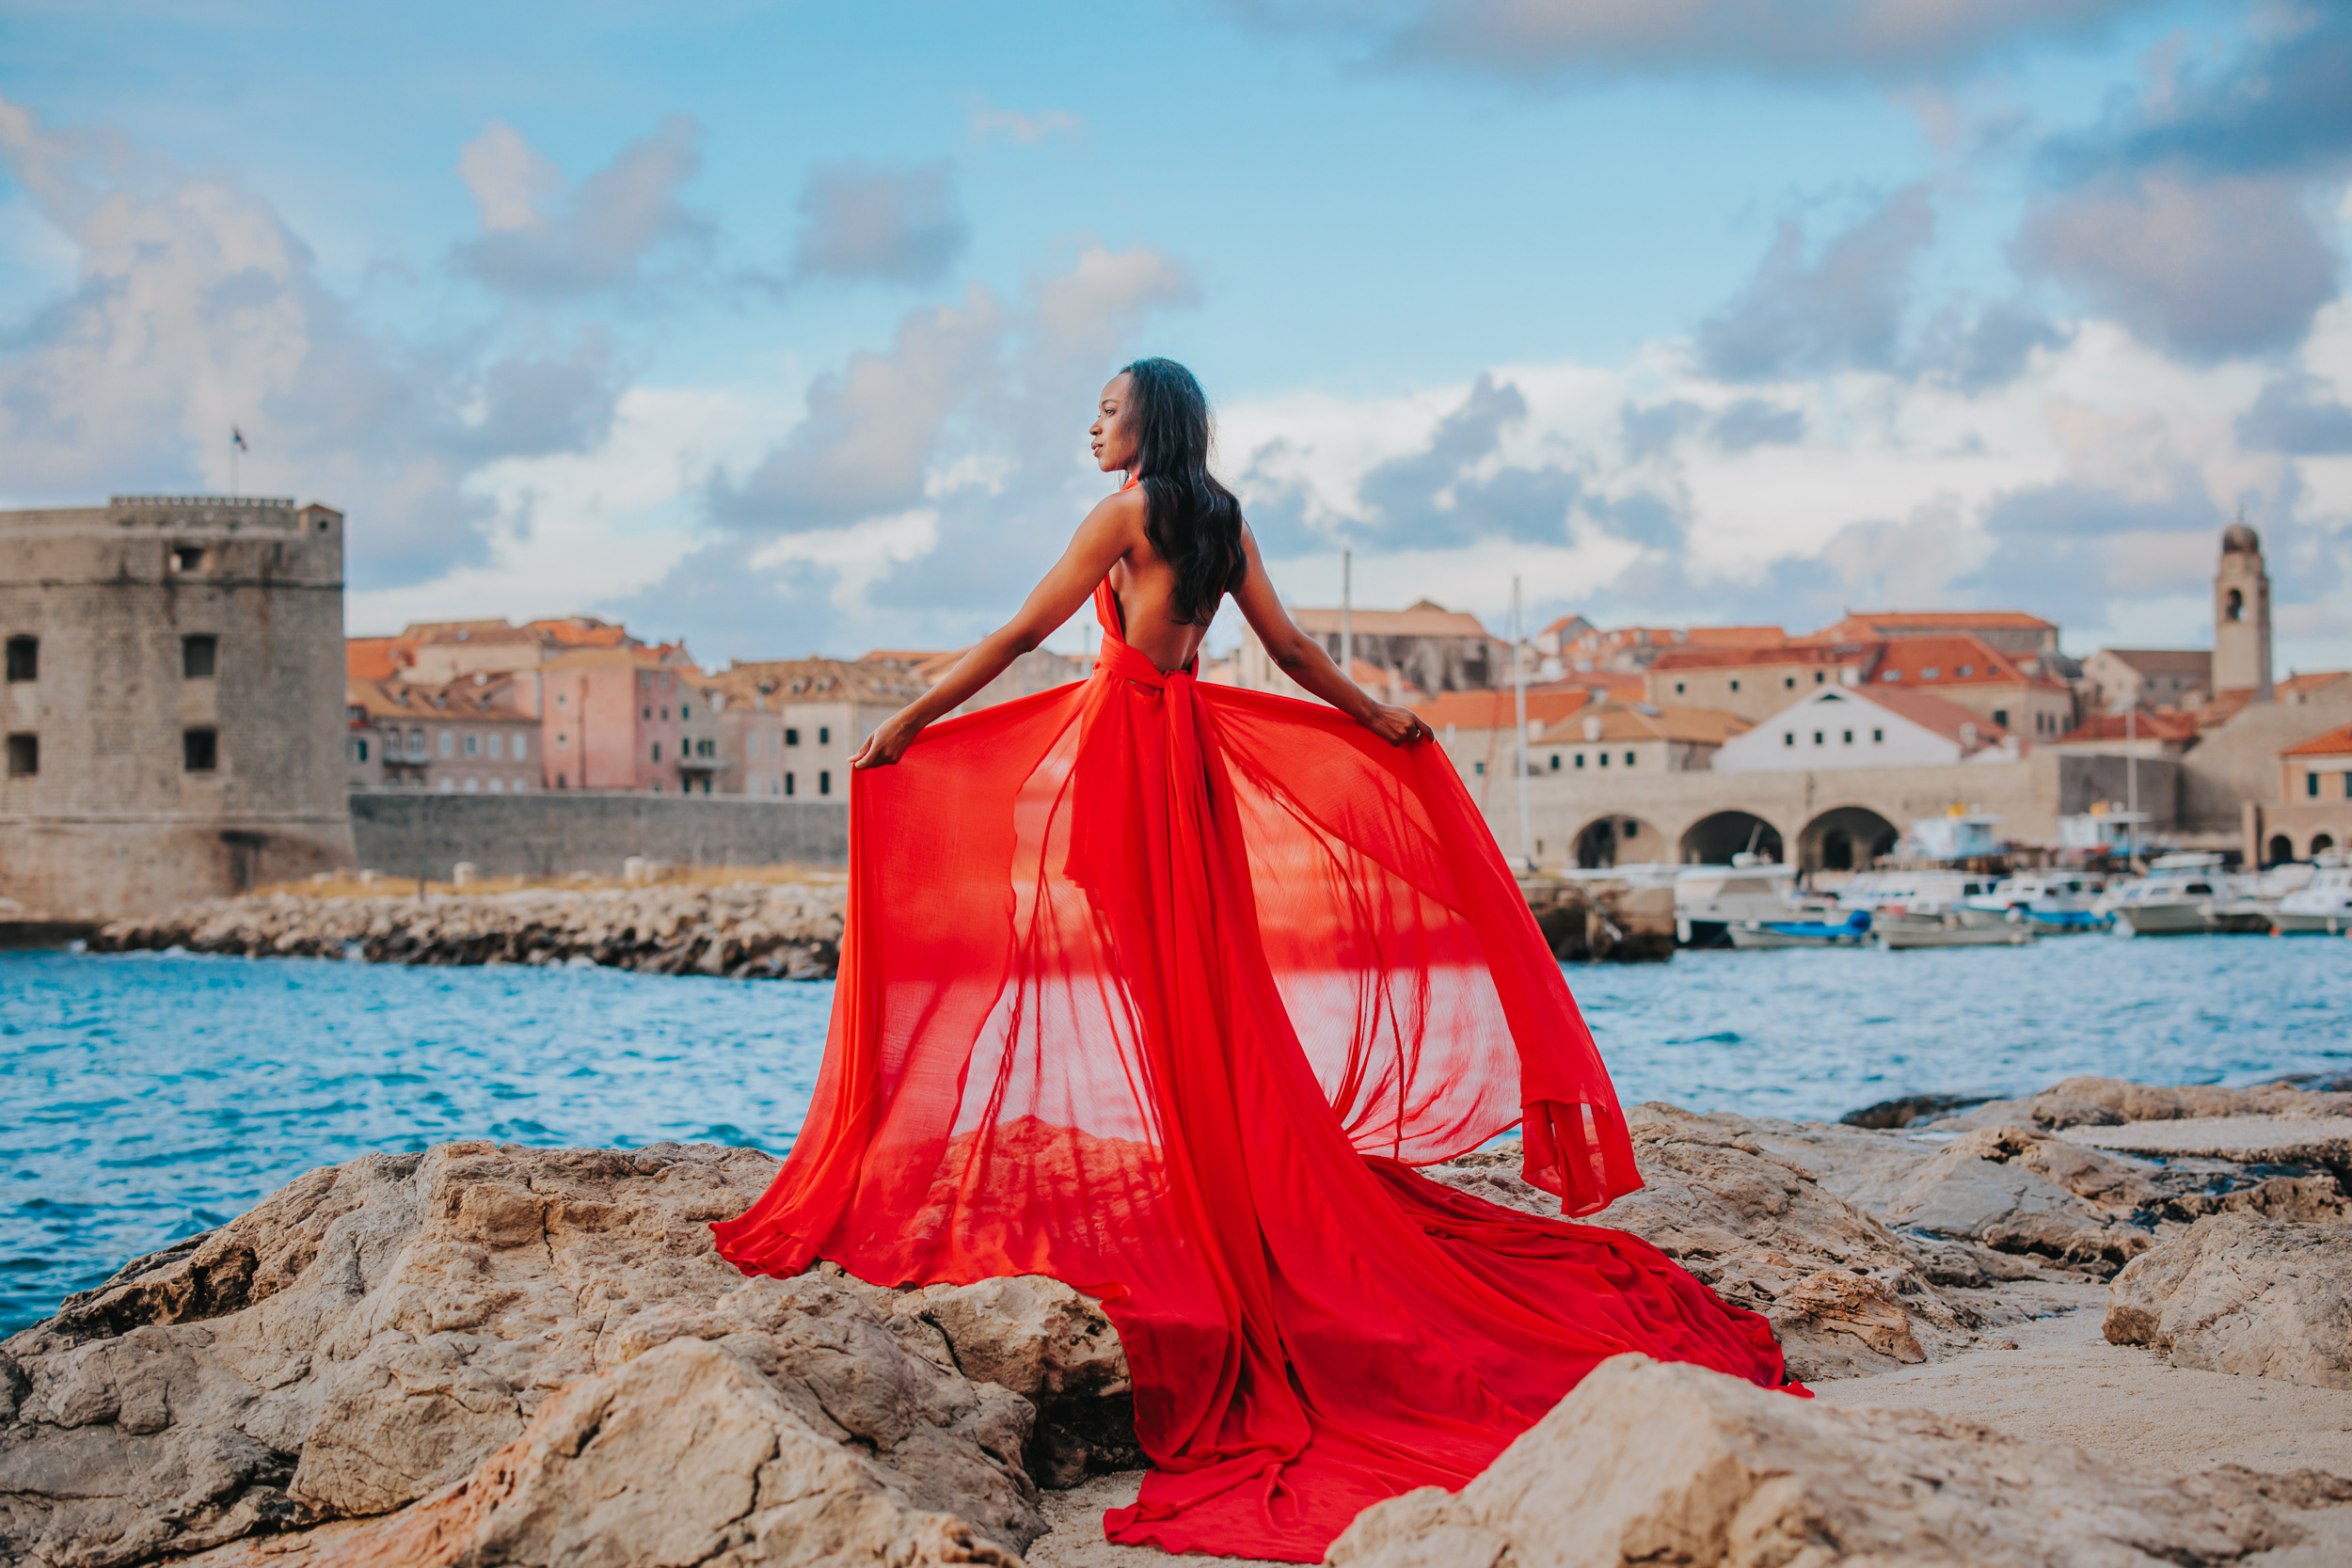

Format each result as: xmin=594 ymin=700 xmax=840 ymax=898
xmin=651 ymin=741 xmax=662 ymax=762
xmin=1871 ymin=728 xmax=1884 ymax=742
xmin=1813 ymin=730 xmax=1825 ymax=745
xmin=1729 ymin=679 xmax=1740 ymax=692
xmin=514 ymin=778 xmax=528 ymax=793
xmin=350 ymin=737 xmax=370 ymax=763
xmin=643 ymin=705 xmax=652 ymax=720
xmin=1598 ymin=752 xmax=1610 ymax=767
xmin=183 ymin=728 xmax=218 ymax=771
xmin=660 ymin=706 xmax=669 ymax=721
xmin=1921 ymin=667 xmax=1940 ymax=679
xmin=488 ymin=778 xmax=502 ymax=793
xmin=1881 ymin=671 xmax=1899 ymax=682
xmin=1674 ymin=682 xmax=1685 ymax=695
xmin=409 ymin=728 xmax=425 ymax=758
xmin=1815 ymin=672 xmax=1826 ymax=684
xmin=464 ymin=778 xmax=478 ymax=793
xmin=819 ymin=726 xmax=832 ymax=745
xmin=439 ymin=778 xmax=454 ymax=793
xmin=2225 ymin=588 xmax=2245 ymax=622
xmin=680 ymin=704 xmax=691 ymax=720
xmin=786 ymin=727 xmax=800 ymax=746
xmin=1992 ymin=708 xmax=2009 ymax=729
xmin=819 ymin=769 xmax=832 ymax=795
xmin=785 ymin=772 xmax=795 ymax=795
xmin=170 ymin=545 xmax=206 ymax=574
xmin=182 ymin=635 xmax=217 ymax=679
xmin=1473 ymin=760 xmax=1486 ymax=775
xmin=4 ymin=637 xmax=33 ymax=682
xmin=464 ymin=733 xmax=481 ymax=757
xmin=2308 ymin=771 xmax=2320 ymax=798
xmin=1958 ymin=664 xmax=1975 ymax=677
xmin=487 ymin=734 xmax=503 ymax=759
xmin=1624 ymin=751 xmax=1635 ymax=767
xmin=438 ymin=730 xmax=453 ymax=757
xmin=1624 ymin=821 xmax=1639 ymax=839
xmin=6 ymin=734 xmax=36 ymax=776
xmin=1784 ymin=676 xmax=1795 ymax=689
xmin=1842 ymin=729 xmax=1853 ymax=744
xmin=1549 ymin=753 xmax=1560 ymax=770
xmin=558 ymin=772 xmax=568 ymax=788
xmin=1783 ymin=733 xmax=1795 ymax=747
xmin=1575 ymin=752 xmax=1585 ymax=768
xmin=515 ymin=735 xmax=528 ymax=761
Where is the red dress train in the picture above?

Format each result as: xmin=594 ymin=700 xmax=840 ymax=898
xmin=713 ymin=578 xmax=1790 ymax=1561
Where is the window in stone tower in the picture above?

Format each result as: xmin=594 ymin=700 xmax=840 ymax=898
xmin=183 ymin=635 xmax=217 ymax=679
xmin=183 ymin=728 xmax=218 ymax=771
xmin=6 ymin=734 xmax=36 ymax=776
xmin=4 ymin=637 xmax=34 ymax=682
xmin=2226 ymin=589 xmax=2245 ymax=621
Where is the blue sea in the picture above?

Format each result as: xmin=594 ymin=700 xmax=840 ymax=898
xmin=6 ymin=935 xmax=2350 ymax=1337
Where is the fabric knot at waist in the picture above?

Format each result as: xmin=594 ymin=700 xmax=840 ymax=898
xmin=1096 ymin=637 xmax=1195 ymax=691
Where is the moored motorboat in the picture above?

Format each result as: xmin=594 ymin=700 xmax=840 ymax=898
xmin=1675 ymin=855 xmax=1813 ymax=946
xmin=2219 ymin=860 xmax=2317 ymax=933
xmin=2094 ymin=852 xmax=2237 ymax=936
xmin=2274 ymin=859 xmax=2352 ymax=935
xmin=1875 ymin=912 xmax=2037 ymax=949
xmin=1963 ymin=872 xmax=2110 ymax=935
xmin=1726 ymin=911 xmax=1873 ymax=949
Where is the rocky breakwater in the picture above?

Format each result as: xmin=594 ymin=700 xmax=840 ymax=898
xmin=1518 ymin=875 xmax=1676 ymax=962
xmin=5 ymin=1075 xmax=2348 ymax=1566
xmin=86 ymin=882 xmax=848 ymax=980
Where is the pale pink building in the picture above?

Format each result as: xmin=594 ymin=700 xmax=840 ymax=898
xmin=540 ymin=644 xmax=710 ymax=793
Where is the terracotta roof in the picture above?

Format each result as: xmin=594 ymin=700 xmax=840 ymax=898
xmin=345 ymin=636 xmax=406 ymax=681
xmin=1291 ymin=599 xmax=1491 ymax=639
xmin=719 ymin=657 xmax=930 ymax=705
xmin=1843 ymin=685 xmax=2017 ymax=752
xmin=860 ymin=649 xmax=951 ymax=665
xmin=1865 ymin=634 xmax=2067 ymax=690
xmin=525 ymin=616 xmax=636 ymax=648
xmin=541 ymin=644 xmax=690 ymax=673
xmin=2057 ymin=707 xmax=2201 ymax=744
xmin=1810 ymin=610 xmax=2057 ymax=638
xmin=1416 ymin=689 xmax=1746 ymax=745
xmin=2093 ymin=648 xmax=2210 ymax=676
xmin=2281 ymin=671 xmax=2351 ymax=701
xmin=1534 ymin=671 xmax=1646 ymax=700
xmin=398 ymin=619 xmax=536 ymax=646
xmin=1684 ymin=626 xmax=1788 ymax=646
xmin=345 ymin=676 xmax=532 ymax=722
xmin=2280 ymin=723 xmax=2352 ymax=760
xmin=1650 ymin=641 xmax=1876 ymax=673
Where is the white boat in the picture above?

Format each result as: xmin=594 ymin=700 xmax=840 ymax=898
xmin=2274 ymin=859 xmax=2352 ymax=935
xmin=2219 ymin=860 xmax=2317 ymax=933
xmin=2093 ymin=852 xmax=2238 ymax=936
xmin=1675 ymin=855 xmax=1813 ymax=945
xmin=1875 ymin=913 xmax=2037 ymax=950
xmin=1963 ymin=872 xmax=2109 ymax=934
xmin=1834 ymin=870 xmax=2003 ymax=921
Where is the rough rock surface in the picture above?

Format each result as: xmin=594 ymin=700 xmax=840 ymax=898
xmin=1933 ymin=1076 xmax=2352 ymax=1133
xmin=87 ymin=883 xmax=847 ymax=980
xmin=1327 ymin=1353 xmax=2332 ymax=1568
xmin=2106 ymin=1213 xmax=2352 ymax=1390
xmin=0 ymin=1143 xmax=1133 ymax=1567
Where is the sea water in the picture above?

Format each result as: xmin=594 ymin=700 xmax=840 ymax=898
xmin=6 ymin=935 xmax=2349 ymax=1336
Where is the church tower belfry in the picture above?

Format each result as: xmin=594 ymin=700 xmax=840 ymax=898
xmin=2213 ymin=520 xmax=2273 ymax=701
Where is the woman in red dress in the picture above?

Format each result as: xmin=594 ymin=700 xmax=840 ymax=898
xmin=714 ymin=358 xmax=1790 ymax=1561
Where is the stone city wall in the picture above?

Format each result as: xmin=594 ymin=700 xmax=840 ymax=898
xmin=348 ymin=791 xmax=850 ymax=880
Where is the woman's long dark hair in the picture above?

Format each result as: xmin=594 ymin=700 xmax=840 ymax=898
xmin=1121 ymin=357 xmax=1246 ymax=626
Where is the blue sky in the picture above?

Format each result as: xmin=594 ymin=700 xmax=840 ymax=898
xmin=4 ymin=0 xmax=2349 ymax=675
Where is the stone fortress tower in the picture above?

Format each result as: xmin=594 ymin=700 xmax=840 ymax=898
xmin=0 ymin=496 xmax=355 ymax=919
xmin=2213 ymin=519 xmax=2273 ymax=701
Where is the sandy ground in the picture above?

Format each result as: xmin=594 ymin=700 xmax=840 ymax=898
xmin=1027 ymin=1291 xmax=2352 ymax=1565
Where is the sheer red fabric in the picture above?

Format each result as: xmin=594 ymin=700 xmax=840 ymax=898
xmin=713 ymin=577 xmax=1792 ymax=1561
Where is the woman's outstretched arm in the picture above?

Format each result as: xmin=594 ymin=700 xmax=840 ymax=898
xmin=850 ymin=489 xmax=1144 ymax=768
xmin=1229 ymin=526 xmax=1431 ymax=747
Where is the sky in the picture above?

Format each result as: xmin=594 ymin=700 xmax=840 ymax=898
xmin=3 ymin=0 xmax=2350 ymax=675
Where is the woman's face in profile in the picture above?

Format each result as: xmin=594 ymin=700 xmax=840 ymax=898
xmin=1090 ymin=373 xmax=1138 ymax=474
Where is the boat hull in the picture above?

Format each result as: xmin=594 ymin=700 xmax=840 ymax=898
xmin=2271 ymin=911 xmax=2352 ymax=936
xmin=1878 ymin=924 xmax=2037 ymax=950
xmin=2110 ymin=900 xmax=2214 ymax=936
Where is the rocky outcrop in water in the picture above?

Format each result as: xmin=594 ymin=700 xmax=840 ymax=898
xmin=1326 ymin=1354 xmax=2347 ymax=1568
xmin=2106 ymin=1213 xmax=2352 ymax=1390
xmin=85 ymin=884 xmax=847 ymax=980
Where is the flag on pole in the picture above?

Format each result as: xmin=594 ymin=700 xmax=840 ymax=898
xmin=231 ymin=426 xmax=248 ymax=451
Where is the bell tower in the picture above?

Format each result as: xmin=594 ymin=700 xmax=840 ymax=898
xmin=2213 ymin=520 xmax=2272 ymax=700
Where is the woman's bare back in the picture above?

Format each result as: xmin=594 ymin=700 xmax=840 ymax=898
xmin=1106 ymin=493 xmax=1216 ymax=673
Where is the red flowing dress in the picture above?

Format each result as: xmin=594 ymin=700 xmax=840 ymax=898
xmin=714 ymin=572 xmax=1791 ymax=1561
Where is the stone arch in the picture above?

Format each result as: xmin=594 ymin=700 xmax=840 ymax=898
xmin=2267 ymin=833 xmax=2295 ymax=865
xmin=1799 ymin=805 xmax=1902 ymax=874
xmin=2313 ymin=832 xmax=2337 ymax=858
xmin=1678 ymin=810 xmax=1786 ymax=866
xmin=1573 ymin=813 xmax=1666 ymax=869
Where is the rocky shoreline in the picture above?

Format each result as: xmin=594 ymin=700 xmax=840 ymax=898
xmin=80 ymin=873 xmax=1676 ymax=981
xmin=2 ymin=1074 xmax=2348 ymax=1566
xmin=86 ymin=883 xmax=849 ymax=980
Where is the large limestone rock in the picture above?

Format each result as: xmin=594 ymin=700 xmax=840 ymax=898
xmin=1875 ymin=1125 xmax=2158 ymax=1274
xmin=2106 ymin=1213 xmax=2352 ymax=1389
xmin=1327 ymin=1354 xmax=2330 ymax=1568
xmin=1934 ymin=1076 xmax=2352 ymax=1132
xmin=0 ymin=1143 xmax=1132 ymax=1566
